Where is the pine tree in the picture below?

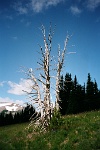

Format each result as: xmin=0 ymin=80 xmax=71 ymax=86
xmin=59 ymin=73 xmax=72 ymax=115
xmin=86 ymin=73 xmax=94 ymax=98
xmin=0 ymin=113 xmax=5 ymax=126
xmin=76 ymin=84 xmax=85 ymax=113
xmin=86 ymin=73 xmax=95 ymax=110
xmin=8 ymin=112 xmax=13 ymax=125
xmin=94 ymin=79 xmax=98 ymax=95
xmin=80 ymin=83 xmax=86 ymax=112
xmin=92 ymin=79 xmax=99 ymax=110
xmin=64 ymin=73 xmax=72 ymax=100
xmin=67 ymin=75 xmax=79 ymax=114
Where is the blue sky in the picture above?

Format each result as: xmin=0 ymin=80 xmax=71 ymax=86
xmin=0 ymin=0 xmax=100 ymax=105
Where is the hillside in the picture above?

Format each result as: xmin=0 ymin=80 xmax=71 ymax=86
xmin=0 ymin=110 xmax=100 ymax=150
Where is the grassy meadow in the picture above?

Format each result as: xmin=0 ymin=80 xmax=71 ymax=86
xmin=0 ymin=110 xmax=100 ymax=150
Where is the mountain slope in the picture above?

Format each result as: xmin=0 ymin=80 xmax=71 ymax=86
xmin=0 ymin=102 xmax=23 ymax=113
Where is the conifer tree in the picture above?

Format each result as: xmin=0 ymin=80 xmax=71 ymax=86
xmin=67 ymin=75 xmax=79 ymax=114
xmin=94 ymin=79 xmax=98 ymax=95
xmin=86 ymin=73 xmax=94 ymax=97
xmin=59 ymin=73 xmax=72 ymax=115
xmin=86 ymin=73 xmax=95 ymax=110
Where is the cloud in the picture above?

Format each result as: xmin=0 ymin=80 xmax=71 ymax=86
xmin=70 ymin=5 xmax=82 ymax=15
xmin=70 ymin=0 xmax=100 ymax=14
xmin=67 ymin=52 xmax=76 ymax=54
xmin=12 ymin=36 xmax=18 ymax=40
xmin=12 ymin=0 xmax=65 ymax=14
xmin=18 ymin=7 xmax=28 ymax=14
xmin=29 ymin=0 xmax=65 ymax=13
xmin=26 ymin=21 xmax=31 ymax=27
xmin=6 ymin=15 xmax=13 ymax=20
xmin=0 ymin=97 xmax=24 ymax=105
xmin=0 ymin=81 xmax=6 ymax=87
xmin=86 ymin=0 xmax=100 ymax=10
xmin=12 ymin=0 xmax=100 ymax=15
xmin=13 ymin=2 xmax=28 ymax=15
xmin=7 ymin=78 xmax=33 ymax=95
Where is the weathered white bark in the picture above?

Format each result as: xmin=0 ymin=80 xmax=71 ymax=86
xmin=25 ymin=24 xmax=70 ymax=130
xmin=42 ymin=25 xmax=51 ymax=121
xmin=55 ymin=36 xmax=69 ymax=110
xmin=28 ymin=24 xmax=54 ymax=128
xmin=27 ymin=70 xmax=43 ymax=118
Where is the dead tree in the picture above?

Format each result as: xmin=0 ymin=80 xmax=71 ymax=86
xmin=25 ymin=24 xmax=70 ymax=130
xmin=55 ymin=36 xmax=69 ymax=111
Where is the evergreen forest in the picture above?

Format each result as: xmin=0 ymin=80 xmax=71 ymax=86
xmin=0 ymin=104 xmax=36 ymax=126
xmin=59 ymin=73 xmax=100 ymax=115
xmin=0 ymin=73 xmax=100 ymax=126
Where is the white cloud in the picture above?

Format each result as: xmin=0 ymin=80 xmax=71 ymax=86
xmin=31 ymin=0 xmax=65 ymax=13
xmin=18 ymin=7 xmax=28 ymax=14
xmin=0 ymin=81 xmax=6 ymax=87
xmin=0 ymin=97 xmax=12 ymax=103
xmin=7 ymin=78 xmax=33 ymax=95
xmin=31 ymin=0 xmax=44 ymax=12
xmin=0 ymin=82 xmax=4 ymax=87
xmin=15 ymin=100 xmax=25 ymax=105
xmin=12 ymin=0 xmax=100 ymax=15
xmin=0 ymin=97 xmax=24 ymax=105
xmin=13 ymin=2 xmax=28 ymax=15
xmin=70 ymin=5 xmax=82 ymax=15
xmin=86 ymin=0 xmax=100 ymax=10
xmin=12 ymin=0 xmax=65 ymax=14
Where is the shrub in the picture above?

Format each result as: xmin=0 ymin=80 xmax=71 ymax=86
xmin=49 ymin=108 xmax=63 ymax=131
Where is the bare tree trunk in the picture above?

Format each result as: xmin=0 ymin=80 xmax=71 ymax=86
xmin=24 ymin=24 xmax=70 ymax=131
xmin=55 ymin=36 xmax=69 ymax=111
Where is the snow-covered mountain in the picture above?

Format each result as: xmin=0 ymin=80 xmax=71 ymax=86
xmin=0 ymin=102 xmax=24 ymax=113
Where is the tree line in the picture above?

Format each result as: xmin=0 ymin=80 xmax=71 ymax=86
xmin=0 ymin=104 xmax=36 ymax=126
xmin=1 ymin=73 xmax=100 ymax=126
xmin=59 ymin=73 xmax=100 ymax=115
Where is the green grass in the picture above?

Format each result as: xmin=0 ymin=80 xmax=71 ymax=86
xmin=0 ymin=110 xmax=100 ymax=150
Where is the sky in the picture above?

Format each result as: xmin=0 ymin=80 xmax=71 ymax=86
xmin=0 ymin=0 xmax=100 ymax=105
